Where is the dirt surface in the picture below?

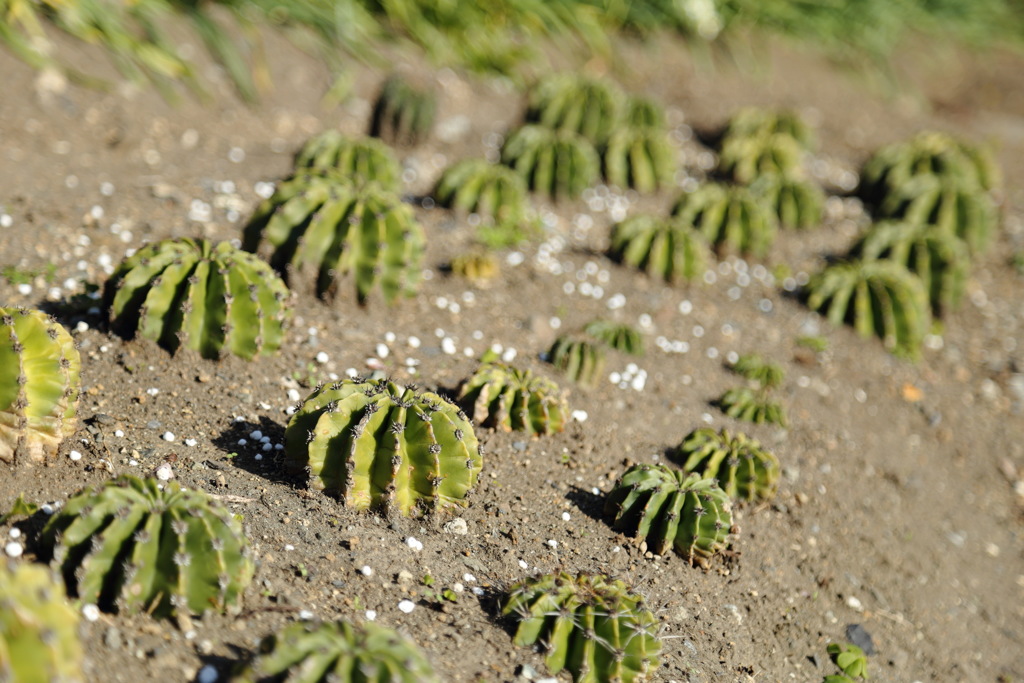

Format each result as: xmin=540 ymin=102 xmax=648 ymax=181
xmin=1 ymin=30 xmax=1023 ymax=683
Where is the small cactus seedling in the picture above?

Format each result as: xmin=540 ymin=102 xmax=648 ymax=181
xmin=434 ymin=158 xmax=531 ymax=233
xmin=602 ymin=127 xmax=677 ymax=193
xmin=806 ymin=260 xmax=930 ymax=359
xmin=730 ymin=353 xmax=785 ymax=389
xmin=284 ymin=378 xmax=483 ymax=517
xmin=672 ymin=183 xmax=778 ymax=257
xmin=717 ymin=386 xmax=788 ymax=427
xmin=40 ymin=475 xmax=254 ymax=618
xmin=605 ymin=464 xmax=733 ymax=566
xmin=501 ymin=125 xmax=600 ymax=200
xmin=718 ymin=108 xmax=814 ymax=184
xmin=369 ymin=74 xmax=437 ymax=146
xmin=458 ymin=362 xmax=568 ymax=435
xmin=0 ymin=308 xmax=81 ymax=464
xmin=294 ymin=131 xmax=402 ymax=191
xmin=608 ymin=214 xmax=709 ymax=284
xmin=624 ymin=96 xmax=666 ymax=131
xmin=0 ymin=562 xmax=83 ymax=683
xmin=526 ymin=74 xmax=624 ymax=144
xmin=826 ymin=642 xmax=869 ymax=680
xmin=449 ymin=250 xmax=501 ymax=283
xmin=750 ymin=173 xmax=824 ymax=230
xmin=548 ymin=335 xmax=605 ymax=388
xmin=674 ymin=427 xmax=780 ymax=502
xmin=242 ymin=172 xmax=425 ymax=304
xmin=585 ymin=319 xmax=644 ymax=355
xmin=232 ymin=620 xmax=440 ymax=683
xmin=853 ymin=220 xmax=970 ymax=316
xmin=501 ymin=572 xmax=661 ymax=683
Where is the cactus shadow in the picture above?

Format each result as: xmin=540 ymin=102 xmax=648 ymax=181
xmin=565 ymin=485 xmax=607 ymax=525
xmin=211 ymin=416 xmax=299 ymax=487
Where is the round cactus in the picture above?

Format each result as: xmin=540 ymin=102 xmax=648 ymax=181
xmin=242 ymin=172 xmax=425 ymax=305
xmin=729 ymin=353 xmax=785 ymax=389
xmin=449 ymin=250 xmax=500 ymax=283
xmin=749 ymin=173 xmax=824 ymax=230
xmin=40 ymin=475 xmax=254 ymax=618
xmin=284 ymin=378 xmax=483 ymax=517
xmin=602 ymin=127 xmax=676 ymax=193
xmin=369 ymin=74 xmax=437 ymax=146
xmin=608 ymin=214 xmax=709 ymax=284
xmin=526 ymin=74 xmax=624 ymax=144
xmin=434 ymin=158 xmax=531 ymax=230
xmin=0 ymin=562 xmax=83 ymax=683
xmin=585 ymin=319 xmax=644 ymax=355
xmin=294 ymin=131 xmax=402 ymax=191
xmin=623 ymin=96 xmax=666 ymax=131
xmin=605 ymin=464 xmax=734 ymax=566
xmin=672 ymin=183 xmax=778 ymax=257
xmin=717 ymin=386 xmax=788 ymax=427
xmin=104 ymin=237 xmax=291 ymax=360
xmin=501 ymin=572 xmax=661 ymax=683
xmin=233 ymin=620 xmax=439 ymax=683
xmin=548 ymin=335 xmax=605 ymax=388
xmin=806 ymin=259 xmax=930 ymax=359
xmin=674 ymin=427 xmax=780 ymax=502
xmin=723 ymin=107 xmax=815 ymax=149
xmin=501 ymin=125 xmax=600 ymax=200
xmin=718 ymin=108 xmax=813 ymax=184
xmin=458 ymin=362 xmax=568 ymax=435
xmin=0 ymin=308 xmax=81 ymax=465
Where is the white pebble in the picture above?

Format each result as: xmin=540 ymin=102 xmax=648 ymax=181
xmin=162 ymin=431 xmax=175 ymax=442
xmin=184 ymin=438 xmax=197 ymax=447
xmin=501 ymin=348 xmax=517 ymax=363
xmin=847 ymin=596 xmax=863 ymax=611
xmin=82 ymin=604 xmax=101 ymax=622
xmin=237 ymin=438 xmax=248 ymax=446
xmin=407 ymin=336 xmax=421 ymax=349
xmin=406 ymin=537 xmax=423 ymax=552
xmin=69 ymin=450 xmax=82 ymax=461
xmin=254 ymin=454 xmax=263 ymax=461
xmin=156 ymin=464 xmax=174 ymax=481
xmin=197 ymin=665 xmax=218 ymax=683
xmin=298 ymin=610 xmax=313 ymax=620
xmin=364 ymin=610 xmax=377 ymax=621
xmin=518 ymin=559 xmax=529 ymax=569
xmin=546 ymin=539 xmax=558 ymax=549
xmin=571 ymin=410 xmax=588 ymax=422
xmin=397 ymin=599 xmax=416 ymax=614
xmin=315 ymin=351 xmax=329 ymax=364
xmin=114 ymin=429 xmax=124 ymax=438
xmin=4 ymin=542 xmax=23 ymax=558
xmin=287 ymin=389 xmax=301 ymax=402
xmin=463 ymin=573 xmax=477 ymax=583
xmin=146 ymin=387 xmax=159 ymax=396
xmin=262 ymin=443 xmax=272 ymax=452
xmin=561 ymin=512 xmax=571 ymax=522
xmin=16 ymin=283 xmax=32 ymax=296
xmin=361 ymin=565 xmax=373 ymax=576
xmin=441 ymin=337 xmax=457 ymax=355
xmin=376 ymin=343 xmax=390 ymax=359
xmin=8 ymin=528 xmax=21 ymax=539
xmin=250 ymin=430 xmax=263 ymax=440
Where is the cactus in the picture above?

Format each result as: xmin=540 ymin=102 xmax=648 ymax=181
xmin=501 ymin=572 xmax=661 ymax=683
xmin=458 ymin=362 xmax=568 ymax=435
xmin=284 ymin=378 xmax=483 ymax=517
xmin=624 ymin=96 xmax=666 ymax=131
xmin=0 ymin=562 xmax=83 ymax=683
xmin=827 ymin=642 xmax=869 ymax=680
xmin=434 ymin=158 xmax=531 ymax=239
xmin=717 ymin=387 xmax=788 ymax=427
xmin=369 ymin=75 xmax=437 ymax=146
xmin=526 ymin=74 xmax=624 ymax=144
xmin=749 ymin=173 xmax=824 ymax=230
xmin=608 ymin=214 xmax=709 ymax=283
xmin=605 ymin=464 xmax=733 ymax=566
xmin=450 ymin=250 xmax=501 ymax=283
xmin=806 ymin=260 xmax=930 ymax=358
xmin=548 ymin=335 xmax=605 ymax=388
xmin=602 ymin=127 xmax=676 ymax=193
xmin=672 ymin=183 xmax=778 ymax=257
xmin=730 ymin=353 xmax=785 ymax=389
xmin=718 ymin=108 xmax=814 ymax=184
xmin=294 ymin=131 xmax=402 ymax=191
xmin=104 ymin=238 xmax=291 ymax=360
xmin=723 ymin=108 xmax=814 ymax=147
xmin=0 ymin=308 xmax=81 ymax=465
xmin=674 ymin=427 xmax=780 ymax=502
xmin=233 ymin=619 xmax=439 ymax=683
xmin=853 ymin=220 xmax=970 ymax=316
xmin=40 ymin=475 xmax=254 ymax=618
xmin=242 ymin=172 xmax=425 ymax=304
xmin=584 ymin=319 xmax=644 ymax=356
xmin=501 ymin=125 xmax=600 ymax=200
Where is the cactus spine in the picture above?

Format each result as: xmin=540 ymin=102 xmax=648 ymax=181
xmin=458 ymin=362 xmax=568 ymax=435
xmin=294 ymin=131 xmax=402 ymax=191
xmin=608 ymin=214 xmax=709 ymax=284
xmin=674 ymin=428 xmax=780 ymax=502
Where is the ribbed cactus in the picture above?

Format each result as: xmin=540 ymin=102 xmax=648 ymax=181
xmin=104 ymin=238 xmax=291 ymax=360
xmin=548 ymin=335 xmax=605 ymax=388
xmin=723 ymin=108 xmax=814 ymax=147
xmin=806 ymin=260 xmax=930 ymax=358
xmin=458 ymin=362 xmax=568 ymax=435
xmin=40 ymin=475 xmax=254 ymax=618
xmin=674 ymin=427 xmax=780 ymax=502
xmin=369 ymin=75 xmax=437 ymax=146
xmin=0 ymin=562 xmax=83 ymax=683
xmin=294 ymin=131 xmax=402 ymax=191
xmin=605 ymin=464 xmax=733 ymax=566
xmin=729 ymin=353 xmax=785 ymax=389
xmin=750 ymin=173 xmax=824 ymax=230
xmin=501 ymin=125 xmax=600 ymax=200
xmin=624 ymin=96 xmax=666 ymax=131
xmin=608 ymin=214 xmax=709 ymax=283
xmin=284 ymin=378 xmax=483 ymax=517
xmin=527 ymin=74 xmax=623 ymax=144
xmin=718 ymin=108 xmax=814 ymax=184
xmin=435 ymin=158 xmax=530 ymax=231
xmin=717 ymin=386 xmax=787 ymax=427
xmin=585 ymin=319 xmax=644 ymax=355
xmin=0 ymin=308 xmax=80 ymax=464
xmin=501 ymin=572 xmax=661 ymax=683
xmin=242 ymin=172 xmax=425 ymax=304
xmin=450 ymin=250 xmax=500 ymax=283
xmin=233 ymin=620 xmax=439 ymax=683
xmin=602 ymin=127 xmax=676 ymax=193
xmin=672 ymin=183 xmax=778 ymax=257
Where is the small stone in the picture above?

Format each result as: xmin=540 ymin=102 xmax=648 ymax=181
xmin=406 ymin=536 xmax=423 ymax=551
xmin=546 ymin=539 xmax=558 ymax=549
xmin=845 ymin=623 xmax=876 ymax=655
xmin=360 ymin=565 xmax=373 ymax=576
xmin=162 ymin=431 xmax=175 ymax=442
xmin=4 ymin=542 xmax=23 ymax=558
xmin=365 ymin=610 xmax=377 ymax=621
xmin=443 ymin=518 xmax=468 ymax=535
xmin=561 ymin=512 xmax=571 ymax=522
xmin=197 ymin=665 xmax=218 ymax=683
xmin=846 ymin=596 xmax=863 ymax=611
xmin=571 ymin=410 xmax=588 ymax=422
xmin=156 ymin=464 xmax=174 ymax=481
xmin=397 ymin=599 xmax=416 ymax=613
xmin=82 ymin=604 xmax=101 ymax=622
xmin=315 ymin=352 xmax=329 ymax=364
xmin=68 ymin=450 xmax=82 ymax=462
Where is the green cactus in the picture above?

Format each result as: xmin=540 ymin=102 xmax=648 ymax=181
xmin=672 ymin=183 xmax=778 ymax=257
xmin=458 ymin=362 xmax=568 ymax=435
xmin=806 ymin=260 xmax=930 ymax=359
xmin=718 ymin=108 xmax=814 ymax=184
xmin=501 ymin=125 xmax=600 ymax=200
xmin=242 ymin=172 xmax=425 ymax=304
xmin=827 ymin=642 xmax=869 ymax=680
xmin=602 ymin=127 xmax=677 ymax=193
xmin=730 ymin=353 xmax=785 ymax=389
xmin=501 ymin=572 xmax=661 ymax=683
xmin=40 ymin=475 xmax=254 ymax=618
xmin=434 ymin=158 xmax=532 ymax=242
xmin=526 ymin=74 xmax=624 ymax=144
xmin=369 ymin=75 xmax=437 ymax=146
xmin=717 ymin=386 xmax=788 ymax=427
xmin=548 ymin=335 xmax=605 ymax=388
xmin=284 ymin=378 xmax=483 ymax=517
xmin=624 ymin=96 xmax=666 ymax=131
xmin=0 ymin=562 xmax=83 ymax=683
xmin=853 ymin=220 xmax=970 ymax=316
xmin=749 ymin=173 xmax=824 ymax=230
xmin=0 ymin=308 xmax=81 ymax=464
xmin=233 ymin=620 xmax=439 ymax=683
xmin=674 ymin=427 xmax=780 ymax=502
xmin=608 ymin=214 xmax=709 ymax=283
xmin=584 ymin=319 xmax=644 ymax=356
xmin=104 ymin=238 xmax=291 ymax=360
xmin=450 ymin=250 xmax=501 ymax=283
xmin=605 ymin=464 xmax=734 ymax=566
xmin=294 ymin=131 xmax=402 ymax=191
